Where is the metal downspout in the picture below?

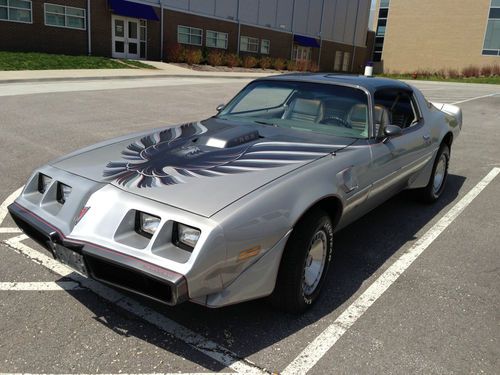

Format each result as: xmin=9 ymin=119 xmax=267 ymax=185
xmin=351 ymin=0 xmax=361 ymax=72
xmin=236 ymin=0 xmax=241 ymax=55
xmin=160 ymin=3 xmax=164 ymax=60
xmin=318 ymin=0 xmax=325 ymax=69
xmin=87 ymin=0 xmax=91 ymax=55
xmin=290 ymin=0 xmax=296 ymax=60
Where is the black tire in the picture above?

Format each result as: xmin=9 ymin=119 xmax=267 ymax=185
xmin=418 ymin=144 xmax=450 ymax=203
xmin=270 ymin=208 xmax=334 ymax=313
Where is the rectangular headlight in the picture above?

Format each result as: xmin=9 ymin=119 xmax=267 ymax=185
xmin=57 ymin=183 xmax=72 ymax=204
xmin=173 ymin=222 xmax=201 ymax=251
xmin=38 ymin=173 xmax=52 ymax=194
xmin=135 ymin=211 xmax=161 ymax=239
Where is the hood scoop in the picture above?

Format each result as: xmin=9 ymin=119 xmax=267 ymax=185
xmin=198 ymin=127 xmax=261 ymax=149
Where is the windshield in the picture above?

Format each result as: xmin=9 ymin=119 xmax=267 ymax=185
xmin=218 ymin=80 xmax=370 ymax=139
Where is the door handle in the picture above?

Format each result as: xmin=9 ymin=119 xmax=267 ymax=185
xmin=423 ymin=134 xmax=430 ymax=140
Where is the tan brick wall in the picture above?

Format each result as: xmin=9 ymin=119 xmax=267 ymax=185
xmin=379 ymin=0 xmax=499 ymax=72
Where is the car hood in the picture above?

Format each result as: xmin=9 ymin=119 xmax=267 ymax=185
xmin=51 ymin=118 xmax=353 ymax=217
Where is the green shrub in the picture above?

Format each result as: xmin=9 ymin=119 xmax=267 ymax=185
xmin=462 ymin=65 xmax=480 ymax=78
xmin=185 ymin=49 xmax=203 ymax=65
xmin=272 ymin=58 xmax=286 ymax=70
xmin=207 ymin=50 xmax=225 ymax=66
xmin=224 ymin=53 xmax=241 ymax=68
xmin=166 ymin=43 xmax=185 ymax=63
xmin=242 ymin=55 xmax=258 ymax=68
xmin=259 ymin=56 xmax=272 ymax=69
xmin=286 ymin=60 xmax=297 ymax=71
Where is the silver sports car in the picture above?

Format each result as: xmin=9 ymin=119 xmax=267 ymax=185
xmin=9 ymin=74 xmax=462 ymax=313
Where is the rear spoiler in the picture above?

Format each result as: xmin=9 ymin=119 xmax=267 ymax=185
xmin=431 ymin=102 xmax=463 ymax=129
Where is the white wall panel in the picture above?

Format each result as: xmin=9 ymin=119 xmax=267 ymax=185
xmin=189 ymin=0 xmax=215 ymax=15
xmin=332 ymin=0 xmax=348 ymax=41
xmin=292 ymin=0 xmax=309 ymax=35
xmin=276 ymin=0 xmax=294 ymax=31
xmin=239 ymin=0 xmax=259 ymax=24
xmin=258 ymin=0 xmax=278 ymax=27
xmin=214 ymin=0 xmax=238 ymax=19
xmin=157 ymin=0 xmax=370 ymax=46
xmin=162 ymin=0 xmax=188 ymax=11
xmin=343 ymin=0 xmax=358 ymax=43
xmin=306 ymin=0 xmax=323 ymax=37
xmin=355 ymin=0 xmax=370 ymax=46
xmin=321 ymin=0 xmax=337 ymax=40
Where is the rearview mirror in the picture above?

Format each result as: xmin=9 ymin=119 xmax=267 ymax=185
xmin=382 ymin=125 xmax=402 ymax=143
xmin=216 ymin=103 xmax=225 ymax=112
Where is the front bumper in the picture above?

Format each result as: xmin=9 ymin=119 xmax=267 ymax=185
xmin=8 ymin=202 xmax=188 ymax=305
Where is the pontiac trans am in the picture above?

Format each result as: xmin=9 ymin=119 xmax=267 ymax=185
xmin=8 ymin=74 xmax=462 ymax=313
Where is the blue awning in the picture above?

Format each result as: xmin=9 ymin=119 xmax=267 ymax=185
xmin=108 ymin=0 xmax=159 ymax=21
xmin=293 ymin=35 xmax=320 ymax=48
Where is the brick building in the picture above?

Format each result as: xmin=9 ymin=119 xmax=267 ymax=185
xmin=372 ymin=0 xmax=500 ymax=73
xmin=1 ymin=0 xmax=374 ymax=72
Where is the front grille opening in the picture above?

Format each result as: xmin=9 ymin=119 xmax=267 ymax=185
xmin=11 ymin=215 xmax=52 ymax=251
xmin=85 ymin=255 xmax=173 ymax=304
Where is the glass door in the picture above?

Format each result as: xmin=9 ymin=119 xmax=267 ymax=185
xmin=126 ymin=19 xmax=140 ymax=59
xmin=112 ymin=16 xmax=143 ymax=59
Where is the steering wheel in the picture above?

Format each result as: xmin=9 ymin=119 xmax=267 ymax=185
xmin=320 ymin=116 xmax=352 ymax=128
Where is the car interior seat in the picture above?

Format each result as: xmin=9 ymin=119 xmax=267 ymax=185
xmin=283 ymin=98 xmax=324 ymax=123
xmin=347 ymin=104 xmax=369 ymax=137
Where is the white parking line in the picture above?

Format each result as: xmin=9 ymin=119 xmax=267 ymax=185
xmin=452 ymin=93 xmax=499 ymax=104
xmin=282 ymin=167 xmax=500 ymax=375
xmin=1 ymin=374 xmax=232 ymax=375
xmin=0 ymin=227 xmax=22 ymax=233
xmin=0 ymin=186 xmax=23 ymax=226
xmin=0 ymin=281 xmax=82 ymax=290
xmin=2 ymin=234 xmax=265 ymax=375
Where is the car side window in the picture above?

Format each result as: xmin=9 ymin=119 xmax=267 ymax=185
xmin=374 ymin=89 xmax=419 ymax=135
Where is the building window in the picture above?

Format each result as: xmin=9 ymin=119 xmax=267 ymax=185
xmin=293 ymin=45 xmax=311 ymax=62
xmin=334 ymin=51 xmax=343 ymax=71
xmin=178 ymin=25 xmax=202 ymax=46
xmin=206 ymin=30 xmax=228 ymax=49
xmin=482 ymin=0 xmax=500 ymax=56
xmin=342 ymin=52 xmax=351 ymax=72
xmin=240 ymin=36 xmax=259 ymax=53
xmin=261 ymin=39 xmax=270 ymax=54
xmin=373 ymin=0 xmax=390 ymax=62
xmin=44 ymin=3 xmax=86 ymax=30
xmin=0 ymin=0 xmax=32 ymax=23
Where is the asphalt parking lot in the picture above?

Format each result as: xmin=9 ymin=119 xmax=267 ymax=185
xmin=0 ymin=76 xmax=499 ymax=374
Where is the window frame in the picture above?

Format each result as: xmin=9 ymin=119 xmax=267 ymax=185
xmin=177 ymin=25 xmax=203 ymax=46
xmin=206 ymin=30 xmax=228 ymax=49
xmin=44 ymin=3 xmax=86 ymax=30
xmin=0 ymin=0 xmax=32 ymax=24
xmin=260 ymin=39 xmax=270 ymax=54
xmin=373 ymin=88 xmax=422 ymax=137
xmin=482 ymin=0 xmax=500 ymax=56
xmin=240 ymin=36 xmax=259 ymax=53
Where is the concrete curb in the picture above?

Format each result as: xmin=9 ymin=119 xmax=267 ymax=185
xmin=0 ymin=73 xmax=276 ymax=84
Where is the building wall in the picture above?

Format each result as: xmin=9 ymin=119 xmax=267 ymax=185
xmin=156 ymin=0 xmax=371 ymax=47
xmin=0 ymin=0 xmax=88 ymax=55
xmin=376 ymin=0 xmax=499 ymax=72
xmin=0 ymin=0 xmax=371 ymax=72
xmin=90 ymin=0 xmax=112 ymax=57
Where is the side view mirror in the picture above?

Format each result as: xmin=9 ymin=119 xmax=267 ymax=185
xmin=382 ymin=125 xmax=402 ymax=143
xmin=216 ymin=103 xmax=225 ymax=112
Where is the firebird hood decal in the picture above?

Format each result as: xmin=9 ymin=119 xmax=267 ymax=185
xmin=103 ymin=122 xmax=338 ymax=188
